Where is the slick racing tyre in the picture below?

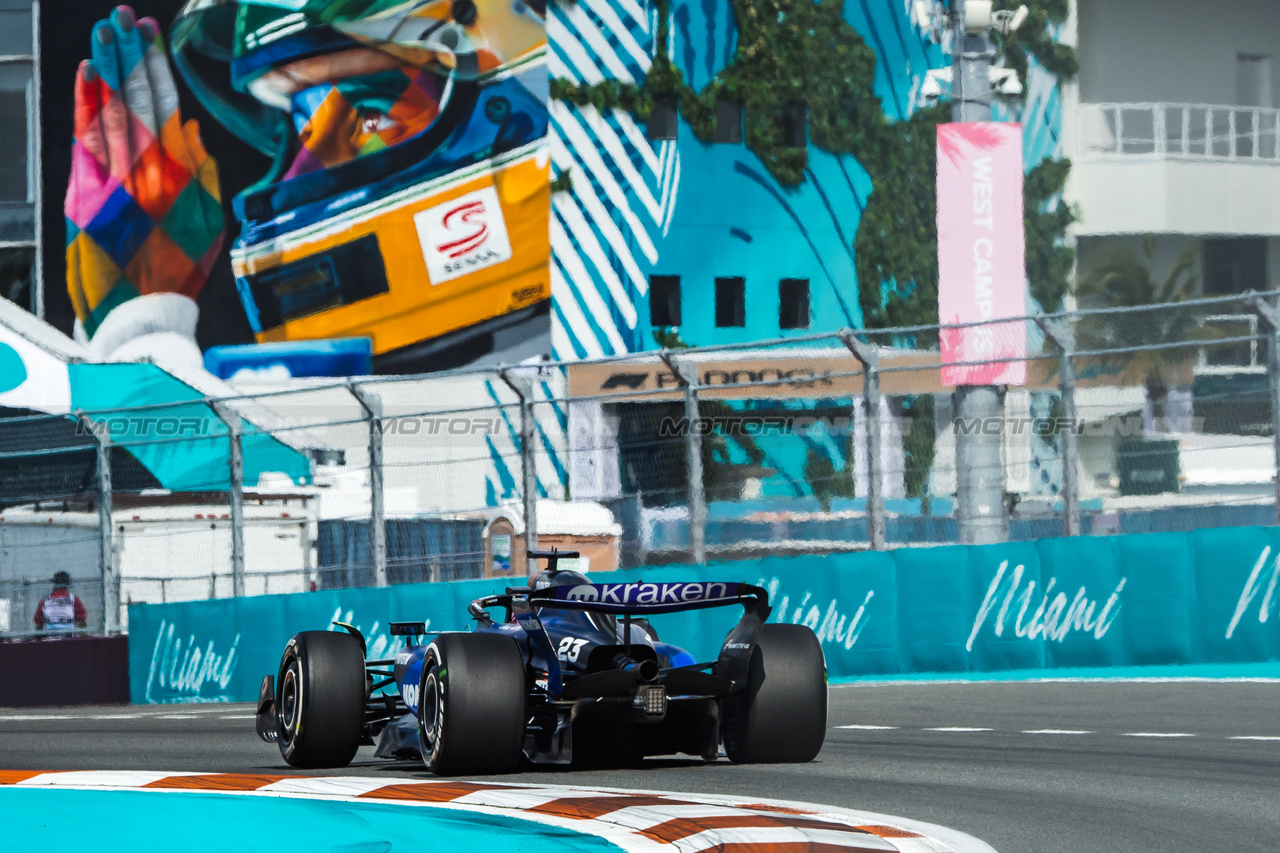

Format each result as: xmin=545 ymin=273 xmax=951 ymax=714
xmin=418 ymin=632 xmax=526 ymax=775
xmin=722 ymin=624 xmax=827 ymax=763
xmin=276 ymin=630 xmax=366 ymax=769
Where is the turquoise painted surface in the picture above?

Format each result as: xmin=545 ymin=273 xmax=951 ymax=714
xmin=69 ymin=363 xmax=310 ymax=490
xmin=128 ymin=528 xmax=1280 ymax=704
xmin=835 ymin=661 xmax=1280 ymax=684
xmin=0 ymin=789 xmax=620 ymax=853
xmin=0 ymin=341 xmax=27 ymax=393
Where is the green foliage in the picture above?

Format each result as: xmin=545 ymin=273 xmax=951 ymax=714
xmin=652 ymin=326 xmax=690 ymax=349
xmin=854 ymin=102 xmax=950 ymax=328
xmin=1074 ymin=239 xmax=1205 ymax=410
xmin=899 ymin=395 xmax=936 ymax=501
xmin=551 ymin=0 xmax=1078 ymax=330
xmin=805 ymin=446 xmax=855 ymax=512
xmin=992 ymin=0 xmax=1078 ymax=86
xmin=550 ymin=168 xmax=573 ymax=194
xmin=1024 ymin=158 xmax=1075 ymax=311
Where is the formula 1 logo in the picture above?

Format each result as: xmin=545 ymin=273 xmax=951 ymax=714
xmin=601 ymin=372 xmax=649 ymax=391
xmin=415 ymin=186 xmax=514 ymax=284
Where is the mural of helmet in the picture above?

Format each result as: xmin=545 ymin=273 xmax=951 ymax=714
xmin=169 ymin=0 xmax=552 ymax=371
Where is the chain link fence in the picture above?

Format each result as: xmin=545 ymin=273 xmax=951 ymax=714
xmin=3 ymin=292 xmax=1279 ymax=637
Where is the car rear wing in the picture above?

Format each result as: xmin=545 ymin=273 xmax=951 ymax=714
xmin=468 ymin=581 xmax=768 ymax=622
xmin=530 ymin=581 xmax=768 ymax=615
xmin=467 ymin=577 xmax=772 ymax=699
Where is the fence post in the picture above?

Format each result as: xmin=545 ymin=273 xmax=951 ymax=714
xmin=211 ymin=403 xmax=246 ymax=597
xmin=840 ymin=331 xmax=886 ymax=550
xmin=75 ymin=411 xmax=118 ymax=633
xmin=499 ymin=368 xmax=539 ymax=553
xmin=1244 ymin=292 xmax=1280 ymax=523
xmin=659 ymin=350 xmax=705 ymax=563
xmin=348 ymin=382 xmax=388 ymax=587
xmin=1037 ymin=318 xmax=1081 ymax=537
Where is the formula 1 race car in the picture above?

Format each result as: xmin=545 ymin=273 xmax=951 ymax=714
xmin=255 ymin=550 xmax=827 ymax=773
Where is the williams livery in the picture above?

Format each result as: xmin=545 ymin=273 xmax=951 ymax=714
xmin=255 ymin=550 xmax=828 ymax=773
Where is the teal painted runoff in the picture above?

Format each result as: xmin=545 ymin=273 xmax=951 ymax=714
xmin=0 ymin=789 xmax=622 ymax=853
xmin=128 ymin=527 xmax=1280 ymax=703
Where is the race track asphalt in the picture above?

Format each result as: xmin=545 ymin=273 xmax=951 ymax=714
xmin=1 ymin=679 xmax=1277 ymax=853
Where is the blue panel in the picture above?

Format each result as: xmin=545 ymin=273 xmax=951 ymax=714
xmin=1190 ymin=526 xmax=1278 ymax=663
xmin=204 ymin=338 xmax=373 ymax=380
xmin=963 ymin=541 xmax=1046 ymax=672
xmin=1036 ymin=535 xmax=1126 ymax=669
xmin=129 ymin=528 xmax=1280 ymax=703
xmin=1115 ymin=532 xmax=1195 ymax=666
xmin=893 ymin=543 xmax=973 ymax=673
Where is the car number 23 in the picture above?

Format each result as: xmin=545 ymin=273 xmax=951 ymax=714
xmin=556 ymin=637 xmax=588 ymax=663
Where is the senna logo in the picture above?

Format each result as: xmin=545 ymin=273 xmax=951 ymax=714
xmin=415 ymin=186 xmax=514 ymax=284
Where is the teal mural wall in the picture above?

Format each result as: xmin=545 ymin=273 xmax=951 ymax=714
xmin=130 ymin=526 xmax=1280 ymax=704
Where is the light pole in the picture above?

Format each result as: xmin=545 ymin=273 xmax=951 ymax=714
xmin=951 ymin=0 xmax=1008 ymax=545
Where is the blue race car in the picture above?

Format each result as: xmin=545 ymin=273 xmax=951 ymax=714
xmin=255 ymin=549 xmax=827 ymax=774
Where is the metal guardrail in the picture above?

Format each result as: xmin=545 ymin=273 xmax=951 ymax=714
xmin=1079 ymin=102 xmax=1280 ymax=161
xmin=4 ymin=292 xmax=1280 ymax=639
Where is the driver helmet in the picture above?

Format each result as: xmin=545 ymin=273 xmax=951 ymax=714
xmin=168 ymin=0 xmax=547 ymax=235
xmin=529 ymin=569 xmax=589 ymax=591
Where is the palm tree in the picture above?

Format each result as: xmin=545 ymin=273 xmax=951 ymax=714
xmin=1073 ymin=239 xmax=1204 ymax=425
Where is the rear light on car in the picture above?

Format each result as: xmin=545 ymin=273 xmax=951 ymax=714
xmin=636 ymin=684 xmax=667 ymax=717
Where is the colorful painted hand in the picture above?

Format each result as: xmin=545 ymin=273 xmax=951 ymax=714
xmin=64 ymin=6 xmax=224 ymax=340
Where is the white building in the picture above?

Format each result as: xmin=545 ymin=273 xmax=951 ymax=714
xmin=1063 ymin=0 xmax=1280 ymax=294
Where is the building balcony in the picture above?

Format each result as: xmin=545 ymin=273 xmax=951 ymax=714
xmin=1066 ymin=102 xmax=1280 ymax=236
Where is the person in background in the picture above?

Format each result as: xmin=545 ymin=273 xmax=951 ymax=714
xmin=33 ymin=571 xmax=89 ymax=634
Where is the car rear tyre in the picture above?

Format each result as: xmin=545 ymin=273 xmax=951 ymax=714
xmin=722 ymin=624 xmax=827 ymax=763
xmin=418 ymin=632 xmax=526 ymax=775
xmin=276 ymin=630 xmax=366 ymax=768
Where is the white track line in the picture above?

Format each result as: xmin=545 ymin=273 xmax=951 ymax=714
xmin=834 ymin=726 xmax=1280 ymax=740
xmin=923 ymin=727 xmax=993 ymax=733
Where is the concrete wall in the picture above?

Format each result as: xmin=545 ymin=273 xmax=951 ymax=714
xmin=1078 ymin=0 xmax=1280 ymax=106
xmin=1068 ymin=158 xmax=1280 ymax=237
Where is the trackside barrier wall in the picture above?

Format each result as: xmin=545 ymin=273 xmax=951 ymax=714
xmin=127 ymin=527 xmax=1280 ymax=703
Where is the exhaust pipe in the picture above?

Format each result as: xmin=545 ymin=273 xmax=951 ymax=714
xmin=613 ymin=654 xmax=659 ymax=683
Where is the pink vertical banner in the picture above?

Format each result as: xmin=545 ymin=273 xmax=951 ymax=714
xmin=937 ymin=122 xmax=1027 ymax=386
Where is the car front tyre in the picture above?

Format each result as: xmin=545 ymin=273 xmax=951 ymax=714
xmin=276 ymin=630 xmax=366 ymax=769
xmin=419 ymin=632 xmax=526 ymax=775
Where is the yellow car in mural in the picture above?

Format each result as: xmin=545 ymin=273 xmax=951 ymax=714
xmin=66 ymin=0 xmax=550 ymax=373
xmin=197 ymin=0 xmax=552 ymax=368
